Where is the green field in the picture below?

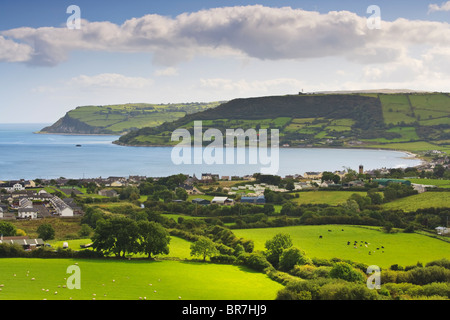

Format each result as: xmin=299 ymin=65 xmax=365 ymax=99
xmin=407 ymin=179 xmax=450 ymax=188
xmin=234 ymin=225 xmax=450 ymax=268
xmin=293 ymin=191 xmax=368 ymax=206
xmin=382 ymin=192 xmax=450 ymax=211
xmin=0 ymin=258 xmax=282 ymax=300
xmin=41 ymin=102 xmax=222 ymax=135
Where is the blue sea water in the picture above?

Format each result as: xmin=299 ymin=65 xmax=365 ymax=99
xmin=0 ymin=123 xmax=422 ymax=180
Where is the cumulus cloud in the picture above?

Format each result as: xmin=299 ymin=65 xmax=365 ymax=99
xmin=1 ymin=5 xmax=450 ymax=67
xmin=0 ymin=36 xmax=34 ymax=62
xmin=199 ymin=78 xmax=306 ymax=96
xmin=68 ymin=73 xmax=154 ymax=89
xmin=428 ymin=1 xmax=450 ymax=13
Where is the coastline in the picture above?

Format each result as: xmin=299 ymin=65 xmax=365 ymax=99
xmin=112 ymin=140 xmax=428 ymax=168
xmin=35 ymin=131 xmax=121 ymax=137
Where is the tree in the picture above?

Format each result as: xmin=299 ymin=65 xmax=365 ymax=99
xmin=265 ymin=233 xmax=293 ymax=267
xmin=0 ymin=221 xmax=16 ymax=237
xmin=92 ymin=216 xmax=140 ymax=257
xmin=138 ymin=220 xmax=171 ymax=259
xmin=37 ymin=223 xmax=55 ymax=241
xmin=175 ymin=188 xmax=188 ymax=201
xmin=190 ymin=237 xmax=218 ymax=261
xmin=78 ymin=224 xmax=93 ymax=238
xmin=279 ymin=247 xmax=311 ymax=271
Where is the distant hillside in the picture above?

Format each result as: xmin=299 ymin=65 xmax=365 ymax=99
xmin=39 ymin=102 xmax=223 ymax=135
xmin=115 ymin=92 xmax=450 ymax=155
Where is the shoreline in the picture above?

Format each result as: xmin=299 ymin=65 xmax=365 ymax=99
xmin=35 ymin=131 xmax=122 ymax=137
xmin=112 ymin=140 xmax=429 ymax=169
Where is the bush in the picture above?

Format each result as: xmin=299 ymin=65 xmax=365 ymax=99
xmin=318 ymin=281 xmax=379 ymax=300
xmin=210 ymin=254 xmax=237 ymax=264
xmin=279 ymin=247 xmax=311 ymax=272
xmin=239 ymin=252 xmax=273 ymax=272
xmin=426 ymin=258 xmax=450 ymax=270
xmin=292 ymin=265 xmax=332 ymax=280
xmin=407 ymin=266 xmax=450 ymax=285
xmin=329 ymin=262 xmax=366 ymax=283
xmin=0 ymin=243 xmax=26 ymax=258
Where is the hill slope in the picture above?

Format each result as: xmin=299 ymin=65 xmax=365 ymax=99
xmin=116 ymin=92 xmax=450 ymax=154
xmin=39 ymin=102 xmax=223 ymax=135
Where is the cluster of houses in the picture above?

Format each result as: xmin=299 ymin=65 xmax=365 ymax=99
xmin=192 ymin=195 xmax=266 ymax=206
xmin=0 ymin=185 xmax=76 ymax=220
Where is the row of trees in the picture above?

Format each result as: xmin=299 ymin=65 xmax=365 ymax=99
xmin=91 ymin=216 xmax=170 ymax=258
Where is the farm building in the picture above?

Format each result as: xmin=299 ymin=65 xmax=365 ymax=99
xmin=240 ymin=195 xmax=266 ymax=204
xmin=192 ymin=198 xmax=211 ymax=205
xmin=0 ymin=236 xmax=45 ymax=250
xmin=436 ymin=226 xmax=449 ymax=235
xmin=98 ymin=189 xmax=118 ymax=197
xmin=211 ymin=197 xmax=234 ymax=206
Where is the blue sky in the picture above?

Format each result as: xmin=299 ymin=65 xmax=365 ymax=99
xmin=0 ymin=0 xmax=449 ymax=123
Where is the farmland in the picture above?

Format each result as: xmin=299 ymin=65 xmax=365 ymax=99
xmin=39 ymin=102 xmax=222 ymax=135
xmin=0 ymin=258 xmax=282 ymax=300
xmin=234 ymin=225 xmax=450 ymax=268
xmin=382 ymin=192 xmax=450 ymax=211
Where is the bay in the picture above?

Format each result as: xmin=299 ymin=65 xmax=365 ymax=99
xmin=0 ymin=123 xmax=422 ymax=180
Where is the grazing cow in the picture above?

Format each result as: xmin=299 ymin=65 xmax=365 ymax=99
xmin=347 ymin=241 xmax=350 ymax=245
xmin=319 ymin=235 xmax=323 ymax=239
xmin=328 ymin=230 xmax=332 ymax=232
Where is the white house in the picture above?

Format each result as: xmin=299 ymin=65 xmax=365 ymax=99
xmin=50 ymin=196 xmax=74 ymax=217
xmin=436 ymin=226 xmax=449 ymax=235
xmin=18 ymin=207 xmax=38 ymax=219
xmin=19 ymin=198 xmax=33 ymax=208
xmin=0 ymin=207 xmax=3 ymax=219
xmin=1 ymin=183 xmax=25 ymax=193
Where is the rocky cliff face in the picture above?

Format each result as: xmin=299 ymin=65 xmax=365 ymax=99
xmin=39 ymin=113 xmax=107 ymax=134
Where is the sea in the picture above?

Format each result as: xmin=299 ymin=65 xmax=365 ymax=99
xmin=0 ymin=123 xmax=423 ymax=180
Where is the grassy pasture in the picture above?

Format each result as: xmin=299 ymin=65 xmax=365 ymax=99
xmin=382 ymin=192 xmax=450 ymax=211
xmin=406 ymin=179 xmax=450 ymax=188
xmin=292 ymin=191 xmax=368 ymax=206
xmin=234 ymin=225 xmax=450 ymax=268
xmin=379 ymin=94 xmax=416 ymax=125
xmin=0 ymin=259 xmax=282 ymax=300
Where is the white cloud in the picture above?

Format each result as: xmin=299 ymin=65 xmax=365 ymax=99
xmin=0 ymin=36 xmax=34 ymax=62
xmin=1 ymin=5 xmax=449 ymax=68
xmin=199 ymin=78 xmax=305 ymax=97
xmin=154 ymin=67 xmax=179 ymax=77
xmin=428 ymin=1 xmax=450 ymax=13
xmin=68 ymin=73 xmax=154 ymax=89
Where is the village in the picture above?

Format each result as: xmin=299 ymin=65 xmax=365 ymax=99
xmin=0 ymin=157 xmax=446 ymax=222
